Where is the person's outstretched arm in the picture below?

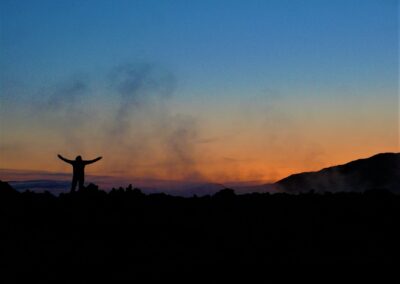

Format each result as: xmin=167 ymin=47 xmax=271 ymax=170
xmin=58 ymin=154 xmax=73 ymax=164
xmin=84 ymin=156 xmax=102 ymax=165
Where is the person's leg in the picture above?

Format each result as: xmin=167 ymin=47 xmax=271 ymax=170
xmin=71 ymin=177 xmax=77 ymax=192
xmin=78 ymin=176 xmax=84 ymax=191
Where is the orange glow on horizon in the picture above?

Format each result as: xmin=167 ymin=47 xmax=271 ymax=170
xmin=1 ymin=92 xmax=398 ymax=184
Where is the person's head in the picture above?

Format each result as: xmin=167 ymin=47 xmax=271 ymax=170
xmin=75 ymin=155 xmax=82 ymax=161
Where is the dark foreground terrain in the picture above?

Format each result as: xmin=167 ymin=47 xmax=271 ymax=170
xmin=1 ymin=181 xmax=400 ymax=281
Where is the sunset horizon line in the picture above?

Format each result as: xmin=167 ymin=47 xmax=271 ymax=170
xmin=2 ymin=151 xmax=398 ymax=186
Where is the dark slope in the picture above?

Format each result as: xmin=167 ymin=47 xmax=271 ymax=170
xmin=276 ymin=153 xmax=400 ymax=193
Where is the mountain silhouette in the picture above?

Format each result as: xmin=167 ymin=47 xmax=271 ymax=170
xmin=275 ymin=152 xmax=400 ymax=193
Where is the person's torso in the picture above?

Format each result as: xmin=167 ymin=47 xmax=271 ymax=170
xmin=72 ymin=162 xmax=85 ymax=176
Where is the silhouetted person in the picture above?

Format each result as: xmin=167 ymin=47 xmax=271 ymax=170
xmin=57 ymin=154 xmax=102 ymax=192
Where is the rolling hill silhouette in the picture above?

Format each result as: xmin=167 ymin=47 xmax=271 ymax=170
xmin=275 ymin=152 xmax=400 ymax=193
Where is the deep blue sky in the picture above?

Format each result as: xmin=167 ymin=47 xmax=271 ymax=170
xmin=1 ymin=0 xmax=398 ymax=96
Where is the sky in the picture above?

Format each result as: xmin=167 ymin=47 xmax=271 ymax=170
xmin=0 ymin=0 xmax=398 ymax=186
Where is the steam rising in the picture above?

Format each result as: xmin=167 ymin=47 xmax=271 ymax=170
xmin=2 ymin=62 xmax=340 ymax=184
xmin=109 ymin=63 xmax=176 ymax=138
xmin=30 ymin=63 xmax=203 ymax=180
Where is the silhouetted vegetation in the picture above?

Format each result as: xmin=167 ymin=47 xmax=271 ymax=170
xmin=1 ymin=181 xmax=400 ymax=281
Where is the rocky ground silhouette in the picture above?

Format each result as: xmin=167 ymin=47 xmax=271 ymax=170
xmin=1 ymin=180 xmax=400 ymax=281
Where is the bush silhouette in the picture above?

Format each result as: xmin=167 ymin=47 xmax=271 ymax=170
xmin=1 ymin=180 xmax=400 ymax=280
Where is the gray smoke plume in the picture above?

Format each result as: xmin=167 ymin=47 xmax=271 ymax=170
xmin=99 ymin=62 xmax=203 ymax=179
xmin=47 ymin=78 xmax=88 ymax=109
xmin=39 ymin=76 xmax=93 ymax=154
xmin=163 ymin=114 xmax=203 ymax=180
xmin=109 ymin=63 xmax=176 ymax=140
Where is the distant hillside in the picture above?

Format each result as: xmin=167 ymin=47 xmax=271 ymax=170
xmin=276 ymin=153 xmax=400 ymax=193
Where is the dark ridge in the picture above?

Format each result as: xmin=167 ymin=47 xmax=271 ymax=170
xmin=276 ymin=152 xmax=400 ymax=193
